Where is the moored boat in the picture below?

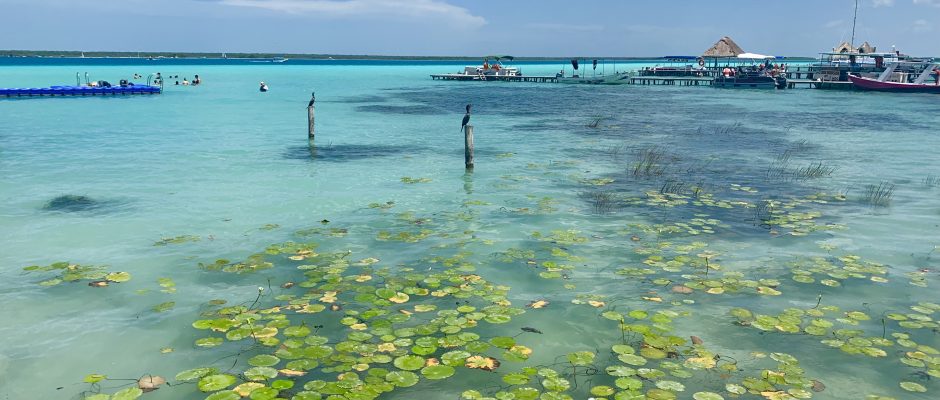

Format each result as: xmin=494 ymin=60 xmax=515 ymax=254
xmin=848 ymin=72 xmax=940 ymax=93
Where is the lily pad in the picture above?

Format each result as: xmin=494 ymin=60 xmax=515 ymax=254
xmin=198 ymin=374 xmax=237 ymax=392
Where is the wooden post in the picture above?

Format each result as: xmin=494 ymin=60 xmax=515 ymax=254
xmin=307 ymin=105 xmax=316 ymax=142
xmin=464 ymin=125 xmax=474 ymax=170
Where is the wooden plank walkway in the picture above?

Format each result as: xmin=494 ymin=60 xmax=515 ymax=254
xmin=629 ymin=76 xmax=713 ymax=86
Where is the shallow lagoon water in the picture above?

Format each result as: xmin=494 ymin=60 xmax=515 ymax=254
xmin=1 ymin=60 xmax=939 ymax=400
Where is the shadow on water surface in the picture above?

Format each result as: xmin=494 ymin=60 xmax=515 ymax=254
xmin=41 ymin=194 xmax=129 ymax=214
xmin=283 ymin=144 xmax=426 ymax=162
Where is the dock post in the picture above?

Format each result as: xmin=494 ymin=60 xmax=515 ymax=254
xmin=464 ymin=125 xmax=474 ymax=170
xmin=307 ymin=105 xmax=315 ymax=142
xmin=306 ymin=91 xmax=316 ymax=143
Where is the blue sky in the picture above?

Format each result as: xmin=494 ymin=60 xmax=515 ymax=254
xmin=1 ymin=0 xmax=939 ymax=56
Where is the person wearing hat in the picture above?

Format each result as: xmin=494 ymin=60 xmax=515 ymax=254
xmin=259 ymin=81 xmax=268 ymax=92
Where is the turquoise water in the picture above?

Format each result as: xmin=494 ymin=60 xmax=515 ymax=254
xmin=1 ymin=60 xmax=939 ymax=400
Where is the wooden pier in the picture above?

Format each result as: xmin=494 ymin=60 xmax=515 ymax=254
xmin=432 ymin=68 xmax=860 ymax=90
xmin=629 ymin=76 xmax=713 ymax=86
xmin=431 ymin=74 xmax=558 ymax=83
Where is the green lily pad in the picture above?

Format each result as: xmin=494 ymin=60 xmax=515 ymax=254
xmin=385 ymin=371 xmax=419 ymax=387
xmin=421 ymin=365 xmax=455 ymax=380
xmin=198 ymin=374 xmax=237 ymax=392
xmin=899 ymin=382 xmax=927 ymax=392
xmin=249 ymin=355 xmax=281 ymax=367
xmin=205 ymin=391 xmax=241 ymax=400
xmin=566 ymin=351 xmax=595 ymax=366
xmin=111 ymin=387 xmax=143 ymax=400
xmin=176 ymin=368 xmax=215 ymax=381
xmin=692 ymin=392 xmax=724 ymax=400
xmin=617 ymin=354 xmax=647 ymax=366
xmin=591 ymin=386 xmax=615 ymax=396
xmin=393 ymin=355 xmax=425 ymax=371
xmin=244 ymin=367 xmax=278 ymax=381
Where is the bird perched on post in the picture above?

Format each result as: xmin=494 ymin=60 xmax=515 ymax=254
xmin=307 ymin=91 xmax=316 ymax=108
xmin=461 ymin=104 xmax=471 ymax=132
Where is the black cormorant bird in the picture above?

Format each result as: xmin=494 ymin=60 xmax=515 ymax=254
xmin=461 ymin=104 xmax=471 ymax=132
xmin=307 ymin=91 xmax=316 ymax=107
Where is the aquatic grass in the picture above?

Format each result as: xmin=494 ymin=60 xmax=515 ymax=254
xmin=631 ymin=147 xmax=669 ymax=178
xmin=794 ymin=162 xmax=836 ymax=180
xmin=862 ymin=182 xmax=895 ymax=207
xmin=923 ymin=174 xmax=940 ymax=187
xmin=586 ymin=116 xmax=604 ymax=129
xmin=581 ymin=191 xmax=619 ymax=214
xmin=660 ymin=179 xmax=687 ymax=195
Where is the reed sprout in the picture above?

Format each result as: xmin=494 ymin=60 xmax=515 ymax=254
xmin=632 ymin=147 xmax=668 ymax=178
xmin=923 ymin=175 xmax=940 ymax=187
xmin=581 ymin=191 xmax=619 ymax=214
xmin=794 ymin=162 xmax=836 ymax=180
xmin=862 ymin=182 xmax=895 ymax=207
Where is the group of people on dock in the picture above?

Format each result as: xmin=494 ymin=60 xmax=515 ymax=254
xmin=721 ymin=62 xmax=788 ymax=78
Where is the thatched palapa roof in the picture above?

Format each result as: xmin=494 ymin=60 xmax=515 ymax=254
xmin=833 ymin=41 xmax=853 ymax=53
xmin=702 ymin=36 xmax=745 ymax=57
xmin=833 ymin=41 xmax=877 ymax=54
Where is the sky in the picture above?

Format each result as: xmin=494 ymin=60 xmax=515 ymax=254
xmin=1 ymin=0 xmax=939 ymax=57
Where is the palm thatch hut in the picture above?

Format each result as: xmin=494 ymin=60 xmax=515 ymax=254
xmin=857 ymin=42 xmax=875 ymax=53
xmin=833 ymin=41 xmax=854 ymax=53
xmin=702 ymin=36 xmax=745 ymax=57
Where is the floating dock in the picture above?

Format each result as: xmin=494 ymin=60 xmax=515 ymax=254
xmin=0 ymin=85 xmax=162 ymax=97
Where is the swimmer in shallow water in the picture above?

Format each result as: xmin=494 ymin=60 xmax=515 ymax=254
xmin=259 ymin=81 xmax=268 ymax=92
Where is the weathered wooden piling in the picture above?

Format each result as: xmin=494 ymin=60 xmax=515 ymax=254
xmin=464 ymin=125 xmax=474 ymax=170
xmin=307 ymin=105 xmax=316 ymax=142
xmin=307 ymin=91 xmax=316 ymax=143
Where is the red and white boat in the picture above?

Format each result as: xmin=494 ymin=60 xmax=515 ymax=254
xmin=848 ymin=61 xmax=940 ymax=93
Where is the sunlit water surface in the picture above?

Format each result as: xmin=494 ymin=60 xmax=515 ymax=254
xmin=1 ymin=60 xmax=939 ymax=400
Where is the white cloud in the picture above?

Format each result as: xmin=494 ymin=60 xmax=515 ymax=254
xmin=217 ymin=0 xmax=485 ymax=27
xmin=872 ymin=0 xmax=894 ymax=6
xmin=913 ymin=19 xmax=933 ymax=32
xmin=914 ymin=0 xmax=940 ymax=6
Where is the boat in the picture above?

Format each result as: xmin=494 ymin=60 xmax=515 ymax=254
xmin=708 ymin=54 xmax=787 ymax=89
xmin=250 ymin=57 xmax=289 ymax=63
xmin=848 ymin=61 xmax=940 ymax=92
xmin=714 ymin=71 xmax=782 ymax=89
xmin=557 ymin=59 xmax=632 ymax=85
xmin=457 ymin=56 xmax=520 ymax=80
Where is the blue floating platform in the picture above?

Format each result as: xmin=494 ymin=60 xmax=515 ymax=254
xmin=0 ymin=84 xmax=162 ymax=97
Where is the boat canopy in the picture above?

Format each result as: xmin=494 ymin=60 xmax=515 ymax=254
xmin=485 ymin=55 xmax=514 ymax=61
xmin=737 ymin=52 xmax=774 ymax=59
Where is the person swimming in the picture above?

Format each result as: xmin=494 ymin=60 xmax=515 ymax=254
xmin=259 ymin=81 xmax=269 ymax=92
xmin=182 ymin=78 xmax=190 ymax=86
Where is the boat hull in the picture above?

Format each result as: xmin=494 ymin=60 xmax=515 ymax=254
xmin=848 ymin=75 xmax=940 ymax=93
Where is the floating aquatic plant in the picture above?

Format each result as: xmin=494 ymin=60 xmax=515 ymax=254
xmin=22 ymin=261 xmax=131 ymax=287
xmin=401 ymin=177 xmax=432 ymax=184
xmin=153 ymin=235 xmax=200 ymax=246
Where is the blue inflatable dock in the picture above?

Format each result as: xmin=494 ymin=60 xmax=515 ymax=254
xmin=0 ymin=84 xmax=162 ymax=97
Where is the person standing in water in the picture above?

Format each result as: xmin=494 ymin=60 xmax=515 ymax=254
xmin=259 ymin=81 xmax=269 ymax=92
xmin=193 ymin=75 xmax=201 ymax=85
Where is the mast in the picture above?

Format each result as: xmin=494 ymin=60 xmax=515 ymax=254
xmin=850 ymin=0 xmax=858 ymax=49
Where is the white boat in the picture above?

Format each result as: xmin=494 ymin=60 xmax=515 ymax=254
xmin=457 ymin=56 xmax=520 ymax=80
xmin=558 ymin=59 xmax=632 ymax=84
